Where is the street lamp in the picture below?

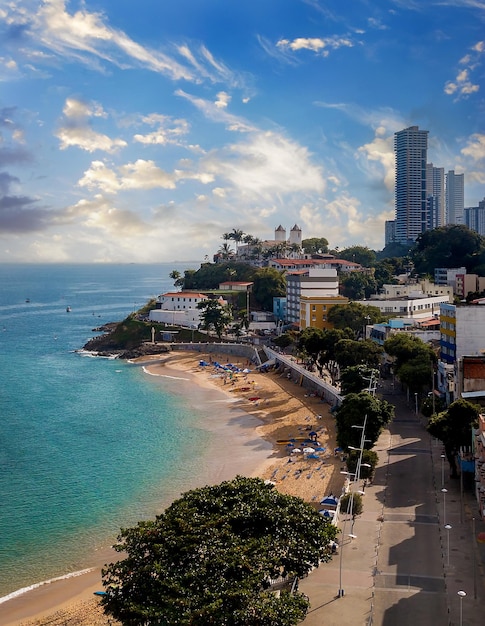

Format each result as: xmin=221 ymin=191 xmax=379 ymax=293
xmin=442 ymin=488 xmax=448 ymax=526
xmin=457 ymin=590 xmax=466 ymax=626
xmin=444 ymin=524 xmax=452 ymax=566
xmin=441 ymin=454 xmax=446 ymax=489
xmin=414 ymin=392 xmax=418 ymax=415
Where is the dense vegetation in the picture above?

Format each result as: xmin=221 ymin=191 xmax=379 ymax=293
xmin=102 ymin=476 xmax=337 ymax=626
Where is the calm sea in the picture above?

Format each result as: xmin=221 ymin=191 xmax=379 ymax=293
xmin=0 ymin=262 xmax=223 ymax=599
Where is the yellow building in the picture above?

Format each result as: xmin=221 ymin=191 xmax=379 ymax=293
xmin=300 ymin=295 xmax=349 ymax=330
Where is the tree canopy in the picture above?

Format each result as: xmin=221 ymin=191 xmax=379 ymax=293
xmin=411 ymin=225 xmax=485 ymax=276
xmin=338 ymin=245 xmax=377 ymax=267
xmin=335 ymin=392 xmax=394 ymax=450
xmin=427 ymin=399 xmax=480 ymax=477
xmin=197 ymin=299 xmax=233 ymax=338
xmin=251 ymin=267 xmax=287 ymax=311
xmin=339 ymin=272 xmax=378 ymax=300
xmin=101 ymin=476 xmax=337 ymax=626
xmin=301 ymin=237 xmax=328 ymax=255
xmin=327 ymin=302 xmax=383 ymax=337
xmin=384 ymin=334 xmax=436 ymax=392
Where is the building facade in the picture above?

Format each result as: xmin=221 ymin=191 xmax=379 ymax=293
xmin=445 ymin=170 xmax=465 ymax=225
xmin=286 ymin=268 xmax=340 ymax=325
xmin=426 ymin=163 xmax=445 ymax=228
xmin=464 ymin=197 xmax=485 ymax=236
xmin=300 ymin=294 xmax=349 ymax=331
xmin=394 ymin=126 xmax=429 ymax=244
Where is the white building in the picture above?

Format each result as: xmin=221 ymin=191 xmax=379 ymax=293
xmin=149 ymin=292 xmax=227 ymax=327
xmin=445 ymin=170 xmax=465 ymax=225
xmin=379 ymin=280 xmax=453 ymax=301
xmin=356 ymin=294 xmax=450 ymax=320
xmin=286 ymin=268 xmax=339 ymax=325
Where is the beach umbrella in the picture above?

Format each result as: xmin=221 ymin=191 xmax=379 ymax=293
xmin=243 ymin=368 xmax=250 ymax=373
xmin=315 ymin=446 xmax=326 ymax=452
xmin=292 ymin=448 xmax=302 ymax=454
xmin=303 ymin=447 xmax=315 ymax=454
xmin=286 ymin=443 xmax=294 ymax=448
xmin=307 ymin=453 xmax=320 ymax=459
xmin=320 ymin=495 xmax=339 ymax=506
xmin=319 ymin=509 xmax=335 ymax=518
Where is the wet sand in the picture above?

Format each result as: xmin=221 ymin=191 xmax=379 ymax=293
xmin=1 ymin=349 xmax=344 ymax=626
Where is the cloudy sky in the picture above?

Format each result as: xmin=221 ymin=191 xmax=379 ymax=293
xmin=1 ymin=0 xmax=484 ymax=263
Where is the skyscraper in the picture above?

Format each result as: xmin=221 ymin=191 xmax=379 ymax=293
xmin=426 ymin=163 xmax=445 ymax=229
xmin=445 ymin=170 xmax=465 ymax=224
xmin=394 ymin=125 xmax=429 ymax=243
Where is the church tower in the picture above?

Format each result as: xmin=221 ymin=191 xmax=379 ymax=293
xmin=289 ymin=224 xmax=302 ymax=246
xmin=275 ymin=225 xmax=286 ymax=242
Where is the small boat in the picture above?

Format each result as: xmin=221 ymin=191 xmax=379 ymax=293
xmin=66 ymin=306 xmax=71 ymax=312
xmin=25 ymin=298 xmax=30 ymax=303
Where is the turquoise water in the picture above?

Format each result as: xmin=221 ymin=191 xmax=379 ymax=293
xmin=0 ymin=263 xmax=219 ymax=598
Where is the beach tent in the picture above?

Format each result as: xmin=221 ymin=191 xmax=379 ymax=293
xmin=320 ymin=495 xmax=339 ymax=507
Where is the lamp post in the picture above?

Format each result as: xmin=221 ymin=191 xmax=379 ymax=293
xmin=444 ymin=524 xmax=452 ymax=566
xmin=414 ymin=392 xmax=418 ymax=415
xmin=442 ymin=488 xmax=448 ymax=526
xmin=457 ymin=590 xmax=466 ymax=626
xmin=337 ymin=415 xmax=369 ymax=599
xmin=441 ymin=453 xmax=446 ymax=489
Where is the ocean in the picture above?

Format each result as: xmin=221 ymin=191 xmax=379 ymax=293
xmin=0 ymin=262 xmax=249 ymax=601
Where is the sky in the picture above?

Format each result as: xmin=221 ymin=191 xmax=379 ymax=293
xmin=1 ymin=0 xmax=484 ymax=264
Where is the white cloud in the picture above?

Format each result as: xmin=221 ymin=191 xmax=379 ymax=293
xmin=444 ymin=39 xmax=483 ymax=99
xmin=276 ymin=35 xmax=355 ymax=57
xmin=176 ymin=89 xmax=256 ymax=132
xmin=461 ymin=133 xmax=485 ymax=161
xmin=133 ymin=114 xmax=190 ymax=146
xmin=56 ymin=97 xmax=127 ymax=153
xmin=204 ymin=131 xmax=326 ymax=200
xmin=356 ymin=126 xmax=395 ymax=193
xmin=215 ymin=91 xmax=231 ymax=109
xmin=3 ymin=0 xmax=244 ymax=87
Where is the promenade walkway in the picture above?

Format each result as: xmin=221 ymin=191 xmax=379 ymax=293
xmin=299 ymin=379 xmax=485 ymax=625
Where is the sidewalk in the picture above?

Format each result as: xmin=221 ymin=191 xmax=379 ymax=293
xmin=299 ymin=383 xmax=485 ymax=625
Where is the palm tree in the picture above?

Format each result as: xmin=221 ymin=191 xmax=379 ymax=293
xmin=218 ymin=243 xmax=234 ymax=259
xmin=229 ymin=228 xmax=245 ymax=252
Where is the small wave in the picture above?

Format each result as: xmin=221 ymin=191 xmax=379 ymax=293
xmin=142 ymin=367 xmax=189 ymax=381
xmin=76 ymin=349 xmax=119 ymax=359
xmin=0 ymin=568 xmax=95 ymax=605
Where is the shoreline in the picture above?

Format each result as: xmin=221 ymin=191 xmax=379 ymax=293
xmin=0 ymin=349 xmax=343 ymax=626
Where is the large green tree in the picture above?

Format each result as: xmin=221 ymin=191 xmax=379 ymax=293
xmin=411 ymin=225 xmax=484 ymax=275
xmin=427 ymin=399 xmax=480 ymax=478
xmin=102 ymin=476 xmax=337 ymax=626
xmin=338 ymin=245 xmax=377 ymax=267
xmin=251 ymin=267 xmax=287 ymax=311
xmin=333 ymin=338 xmax=383 ymax=370
xmin=327 ymin=302 xmax=383 ymax=337
xmin=301 ymin=237 xmax=329 ymax=255
xmin=339 ymin=272 xmax=378 ymax=300
xmin=197 ymin=299 xmax=233 ymax=338
xmin=335 ymin=392 xmax=394 ymax=450
xmin=384 ymin=334 xmax=436 ymax=392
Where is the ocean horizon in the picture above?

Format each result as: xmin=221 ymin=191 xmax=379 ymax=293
xmin=0 ymin=262 xmax=263 ymax=601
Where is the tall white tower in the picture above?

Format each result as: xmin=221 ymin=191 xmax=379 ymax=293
xmin=274 ymin=225 xmax=286 ymax=242
xmin=394 ymin=126 xmax=429 ymax=243
xmin=446 ymin=170 xmax=465 ymax=224
xmin=426 ymin=163 xmax=445 ymax=228
xmin=289 ymin=224 xmax=302 ymax=246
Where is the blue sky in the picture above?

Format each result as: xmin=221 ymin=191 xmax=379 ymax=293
xmin=1 ymin=0 xmax=484 ymax=263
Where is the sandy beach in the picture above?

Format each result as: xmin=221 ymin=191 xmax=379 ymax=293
xmin=1 ymin=349 xmax=344 ymax=626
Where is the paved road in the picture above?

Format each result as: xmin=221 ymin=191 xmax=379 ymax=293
xmin=299 ymin=381 xmax=485 ymax=625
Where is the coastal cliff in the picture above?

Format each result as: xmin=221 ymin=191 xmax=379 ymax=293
xmin=82 ymin=319 xmax=169 ymax=359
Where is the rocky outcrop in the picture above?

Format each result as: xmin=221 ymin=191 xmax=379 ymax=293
xmin=82 ymin=321 xmax=169 ymax=359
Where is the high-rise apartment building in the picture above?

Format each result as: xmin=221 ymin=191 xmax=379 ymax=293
xmin=464 ymin=197 xmax=485 ymax=236
xmin=394 ymin=126 xmax=429 ymax=243
xmin=445 ymin=170 xmax=464 ymax=224
xmin=426 ymin=163 xmax=444 ymax=228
